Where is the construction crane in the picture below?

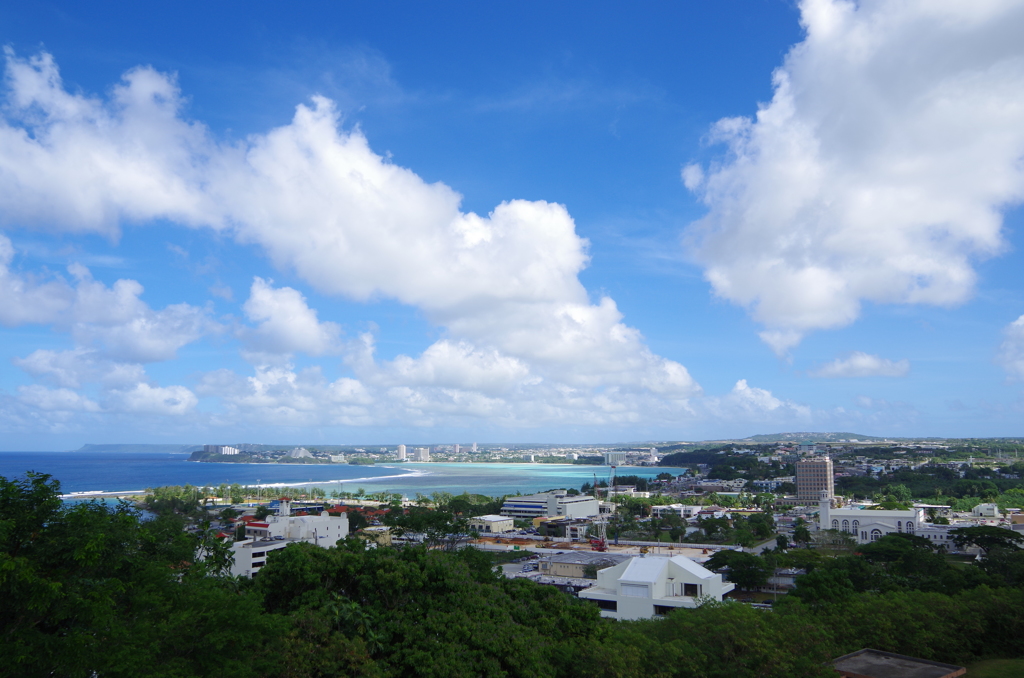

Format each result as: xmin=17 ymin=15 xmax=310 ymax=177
xmin=590 ymin=522 xmax=607 ymax=551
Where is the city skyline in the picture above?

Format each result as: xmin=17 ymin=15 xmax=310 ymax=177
xmin=2 ymin=1 xmax=1024 ymax=449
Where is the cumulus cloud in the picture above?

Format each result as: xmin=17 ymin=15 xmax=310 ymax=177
xmin=241 ymin=277 xmax=342 ymax=356
xmin=196 ymin=362 xmax=372 ymax=427
xmin=14 ymin=348 xmax=146 ymax=388
xmin=106 ymin=383 xmax=197 ymax=416
xmin=0 ymin=234 xmax=212 ymax=362
xmin=0 ymin=49 xmax=701 ymax=422
xmin=998 ymin=315 xmax=1024 ymax=380
xmin=685 ymin=0 xmax=1024 ymax=354
xmin=17 ymin=384 xmax=101 ymax=412
xmin=703 ymin=379 xmax=812 ymax=422
xmin=0 ymin=234 xmax=74 ymax=324
xmin=810 ymin=351 xmax=910 ymax=378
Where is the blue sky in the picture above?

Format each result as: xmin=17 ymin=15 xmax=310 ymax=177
xmin=1 ymin=1 xmax=1023 ymax=449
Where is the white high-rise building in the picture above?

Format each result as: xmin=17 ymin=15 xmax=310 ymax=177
xmin=397 ymin=444 xmax=407 ymax=461
xmin=471 ymin=442 xmax=478 ymax=453
xmin=454 ymin=443 xmax=460 ymax=454
xmin=204 ymin=444 xmax=239 ymax=456
xmin=412 ymin=447 xmax=430 ymax=462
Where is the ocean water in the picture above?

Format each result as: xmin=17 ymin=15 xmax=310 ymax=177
xmin=0 ymin=451 xmax=683 ymax=499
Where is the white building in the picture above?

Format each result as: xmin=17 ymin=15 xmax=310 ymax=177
xmin=411 ymin=447 xmax=430 ymax=462
xmin=396 ymin=444 xmax=407 ymax=461
xmin=972 ymin=503 xmax=1001 ymax=518
xmin=287 ymin=447 xmax=313 ymax=459
xmin=471 ymin=442 xmax=478 ymax=453
xmin=467 ymin=514 xmax=515 ymax=533
xmin=453 ymin=443 xmax=460 ymax=454
xmin=818 ymin=492 xmax=925 ymax=543
xmin=204 ymin=444 xmax=239 ymax=455
xmin=651 ymin=504 xmax=703 ymax=520
xmin=500 ymin=491 xmax=600 ymax=519
xmin=579 ymin=555 xmax=735 ymax=620
xmin=230 ymin=499 xmax=349 ymax=578
xmin=602 ymin=451 xmax=627 ymax=465
xmin=606 ymin=486 xmax=651 ymax=499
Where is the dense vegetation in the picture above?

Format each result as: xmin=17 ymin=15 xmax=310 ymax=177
xmin=5 ymin=472 xmax=1024 ymax=677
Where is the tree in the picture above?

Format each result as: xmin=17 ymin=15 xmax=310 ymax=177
xmin=793 ymin=518 xmax=812 ymax=546
xmin=788 ymin=567 xmax=856 ymax=606
xmin=884 ymin=483 xmax=913 ymax=503
xmin=706 ymin=551 xmax=770 ymax=591
xmin=254 ymin=505 xmax=274 ymax=520
xmin=0 ymin=473 xmax=286 ymax=677
xmin=776 ymin=534 xmax=790 ymax=551
xmin=383 ymin=506 xmax=468 ymax=550
xmin=950 ymin=526 xmax=1024 ymax=553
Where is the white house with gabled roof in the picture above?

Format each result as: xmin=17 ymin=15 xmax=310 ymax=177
xmin=578 ymin=555 xmax=734 ymax=620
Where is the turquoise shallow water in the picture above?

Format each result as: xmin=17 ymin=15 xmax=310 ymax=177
xmin=0 ymin=451 xmax=682 ymax=498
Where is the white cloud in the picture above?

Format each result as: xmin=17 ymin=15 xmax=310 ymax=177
xmin=14 ymin=348 xmax=146 ymax=388
xmin=0 ymin=233 xmax=74 ymax=325
xmin=703 ymin=379 xmax=812 ymax=422
xmin=685 ymin=0 xmax=1024 ymax=354
xmin=0 ymin=49 xmax=214 ymax=235
xmin=17 ymin=384 xmax=100 ymax=412
xmin=0 ymin=235 xmax=212 ymax=362
xmin=106 ymin=383 xmax=197 ymax=416
xmin=0 ymin=49 xmax=701 ymax=422
xmin=196 ymin=362 xmax=372 ymax=427
xmin=241 ymin=277 xmax=341 ymax=356
xmin=997 ymin=315 xmax=1024 ymax=380
xmin=810 ymin=351 xmax=910 ymax=378
xmin=67 ymin=265 xmax=212 ymax=362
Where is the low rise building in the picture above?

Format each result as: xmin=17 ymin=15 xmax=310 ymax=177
xmin=535 ymin=517 xmax=593 ymax=540
xmin=651 ymin=504 xmax=703 ymax=519
xmin=579 ymin=555 xmax=735 ymax=620
xmin=230 ymin=498 xmax=349 ymax=577
xmin=538 ymin=551 xmax=630 ymax=578
xmin=500 ymin=491 xmax=600 ymax=519
xmin=468 ymin=514 xmax=514 ymax=533
xmin=972 ymin=503 xmax=1001 ymax=519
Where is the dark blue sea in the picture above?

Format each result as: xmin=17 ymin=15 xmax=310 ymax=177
xmin=0 ymin=451 xmax=683 ymax=500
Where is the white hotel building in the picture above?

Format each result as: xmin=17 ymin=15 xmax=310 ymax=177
xmin=229 ymin=499 xmax=349 ymax=578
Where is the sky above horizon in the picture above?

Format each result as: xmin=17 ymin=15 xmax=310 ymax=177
xmin=2 ymin=0 xmax=1024 ymax=450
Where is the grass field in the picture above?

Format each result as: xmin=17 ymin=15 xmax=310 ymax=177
xmin=966 ymin=658 xmax=1024 ymax=677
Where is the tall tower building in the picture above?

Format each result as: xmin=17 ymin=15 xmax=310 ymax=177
xmin=796 ymin=457 xmax=834 ymax=504
xmin=454 ymin=443 xmax=460 ymax=454
xmin=397 ymin=444 xmax=407 ymax=461
xmin=471 ymin=442 xmax=478 ymax=453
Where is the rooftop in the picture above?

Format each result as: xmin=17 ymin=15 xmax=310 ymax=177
xmin=542 ymin=552 xmax=630 ymax=566
xmin=832 ymin=649 xmax=966 ymax=678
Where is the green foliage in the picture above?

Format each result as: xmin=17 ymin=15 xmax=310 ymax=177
xmin=254 ymin=540 xmax=602 ymax=677
xmin=705 ymin=550 xmax=771 ymax=591
xmin=382 ymin=505 xmax=468 ymax=550
xmin=9 ymin=471 xmax=1024 ymax=677
xmin=950 ymin=526 xmax=1024 ymax=552
xmin=1 ymin=472 xmax=285 ymax=677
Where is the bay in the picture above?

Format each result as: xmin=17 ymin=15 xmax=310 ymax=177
xmin=0 ymin=451 xmax=683 ymax=499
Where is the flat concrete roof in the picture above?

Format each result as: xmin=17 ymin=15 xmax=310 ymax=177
xmin=832 ymin=649 xmax=965 ymax=678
